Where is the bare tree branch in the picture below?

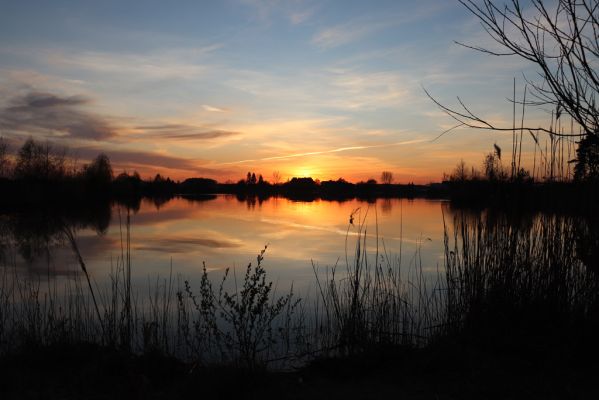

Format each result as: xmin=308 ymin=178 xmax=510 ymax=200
xmin=431 ymin=0 xmax=599 ymax=140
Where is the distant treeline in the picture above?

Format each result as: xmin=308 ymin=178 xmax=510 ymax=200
xmin=0 ymin=138 xmax=449 ymax=207
xmin=1 ymin=137 xmax=598 ymax=210
xmin=186 ymin=176 xmax=447 ymax=201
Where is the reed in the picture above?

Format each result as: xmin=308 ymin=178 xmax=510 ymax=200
xmin=443 ymin=207 xmax=599 ymax=351
xmin=0 ymin=206 xmax=597 ymax=370
xmin=308 ymin=208 xmax=445 ymax=356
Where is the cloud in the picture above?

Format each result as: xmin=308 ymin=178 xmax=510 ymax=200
xmin=134 ymin=236 xmax=242 ymax=253
xmin=238 ymin=0 xmax=316 ymax=26
xmin=71 ymin=146 xmax=200 ymax=171
xmin=47 ymin=49 xmax=210 ymax=81
xmin=312 ymin=20 xmax=392 ymax=49
xmin=134 ymin=124 xmax=240 ymax=141
xmin=326 ymin=70 xmax=412 ymax=109
xmin=202 ymin=104 xmax=226 ymax=112
xmin=216 ymin=139 xmax=427 ymax=165
xmin=289 ymin=9 xmax=314 ymax=25
xmin=312 ymin=3 xmax=447 ymax=49
xmin=18 ymin=92 xmax=88 ymax=108
xmin=0 ymin=91 xmax=116 ymax=140
xmin=69 ymin=145 xmax=236 ymax=178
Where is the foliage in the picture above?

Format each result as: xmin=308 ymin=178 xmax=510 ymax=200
xmin=83 ymin=153 xmax=113 ymax=189
xmin=380 ymin=171 xmax=394 ymax=184
xmin=178 ymin=247 xmax=299 ymax=369
xmin=449 ymin=159 xmax=469 ymax=182
xmin=13 ymin=138 xmax=66 ymax=181
xmin=574 ymin=134 xmax=599 ymax=181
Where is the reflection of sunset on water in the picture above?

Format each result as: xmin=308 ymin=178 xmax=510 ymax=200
xmin=69 ymin=196 xmax=447 ymax=293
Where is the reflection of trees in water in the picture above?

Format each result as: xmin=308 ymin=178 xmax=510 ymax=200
xmin=0 ymin=202 xmax=112 ymax=266
xmin=234 ymin=193 xmax=266 ymax=209
xmin=380 ymin=198 xmax=393 ymax=215
xmin=443 ymin=203 xmax=599 ymax=274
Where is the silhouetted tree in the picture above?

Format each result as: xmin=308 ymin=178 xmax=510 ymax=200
xmin=381 ymin=171 xmax=394 ymax=184
xmin=451 ymin=159 xmax=468 ymax=182
xmin=574 ymin=134 xmax=599 ymax=181
xmin=272 ymin=170 xmax=281 ymax=184
xmin=0 ymin=137 xmax=9 ymax=178
xmin=427 ymin=0 xmax=599 ymax=180
xmin=83 ymin=153 xmax=113 ymax=189
xmin=180 ymin=177 xmax=217 ymax=193
xmin=113 ymin=171 xmax=143 ymax=198
xmin=14 ymin=138 xmax=66 ymax=181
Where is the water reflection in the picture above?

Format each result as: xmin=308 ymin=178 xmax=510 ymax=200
xmin=0 ymin=196 xmax=596 ymax=293
xmin=0 ymin=197 xmax=446 ymax=289
xmin=443 ymin=202 xmax=599 ymax=273
xmin=0 ymin=201 xmax=112 ymax=274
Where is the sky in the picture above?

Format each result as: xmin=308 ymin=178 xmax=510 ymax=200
xmin=0 ymin=0 xmax=555 ymax=183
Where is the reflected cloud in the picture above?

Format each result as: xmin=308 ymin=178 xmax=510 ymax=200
xmin=135 ymin=236 xmax=242 ymax=253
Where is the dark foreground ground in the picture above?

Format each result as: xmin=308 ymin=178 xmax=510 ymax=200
xmin=1 ymin=338 xmax=596 ymax=400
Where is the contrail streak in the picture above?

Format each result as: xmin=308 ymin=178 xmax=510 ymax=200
xmin=215 ymin=139 xmax=426 ymax=165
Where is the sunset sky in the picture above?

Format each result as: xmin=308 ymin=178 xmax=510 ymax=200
xmin=0 ymin=0 xmax=552 ymax=183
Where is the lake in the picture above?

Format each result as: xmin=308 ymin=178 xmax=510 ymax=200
xmin=1 ymin=193 xmax=597 ymax=363
xmin=0 ymin=195 xmax=450 ymax=296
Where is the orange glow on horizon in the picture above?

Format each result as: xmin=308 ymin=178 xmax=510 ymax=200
xmin=115 ymin=162 xmax=441 ymax=185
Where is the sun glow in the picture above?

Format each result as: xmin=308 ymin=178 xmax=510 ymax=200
xmin=293 ymin=166 xmax=316 ymax=178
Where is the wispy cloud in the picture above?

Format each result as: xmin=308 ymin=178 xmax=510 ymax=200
xmin=70 ymin=146 xmax=198 ymax=171
xmin=238 ymin=0 xmax=316 ymax=25
xmin=312 ymin=20 xmax=391 ymax=49
xmin=289 ymin=8 xmax=314 ymax=25
xmin=202 ymin=104 xmax=226 ymax=112
xmin=312 ymin=2 xmax=446 ymax=49
xmin=134 ymin=235 xmax=242 ymax=253
xmin=0 ymin=91 xmax=116 ymax=140
xmin=327 ymin=70 xmax=412 ymax=109
xmin=133 ymin=124 xmax=240 ymax=141
xmin=45 ymin=47 xmax=219 ymax=81
xmin=238 ymin=0 xmax=280 ymax=21
xmin=216 ymin=139 xmax=427 ymax=165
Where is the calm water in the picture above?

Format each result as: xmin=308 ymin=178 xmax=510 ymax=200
xmin=0 ymin=195 xmax=449 ymax=294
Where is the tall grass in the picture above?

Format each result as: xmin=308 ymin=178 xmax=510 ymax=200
xmin=443 ymin=207 xmax=599 ymax=349
xmin=0 ymin=206 xmax=597 ymax=369
xmin=309 ymin=208 xmax=445 ymax=356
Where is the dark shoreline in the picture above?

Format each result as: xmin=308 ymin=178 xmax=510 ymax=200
xmin=1 ymin=175 xmax=598 ymax=212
